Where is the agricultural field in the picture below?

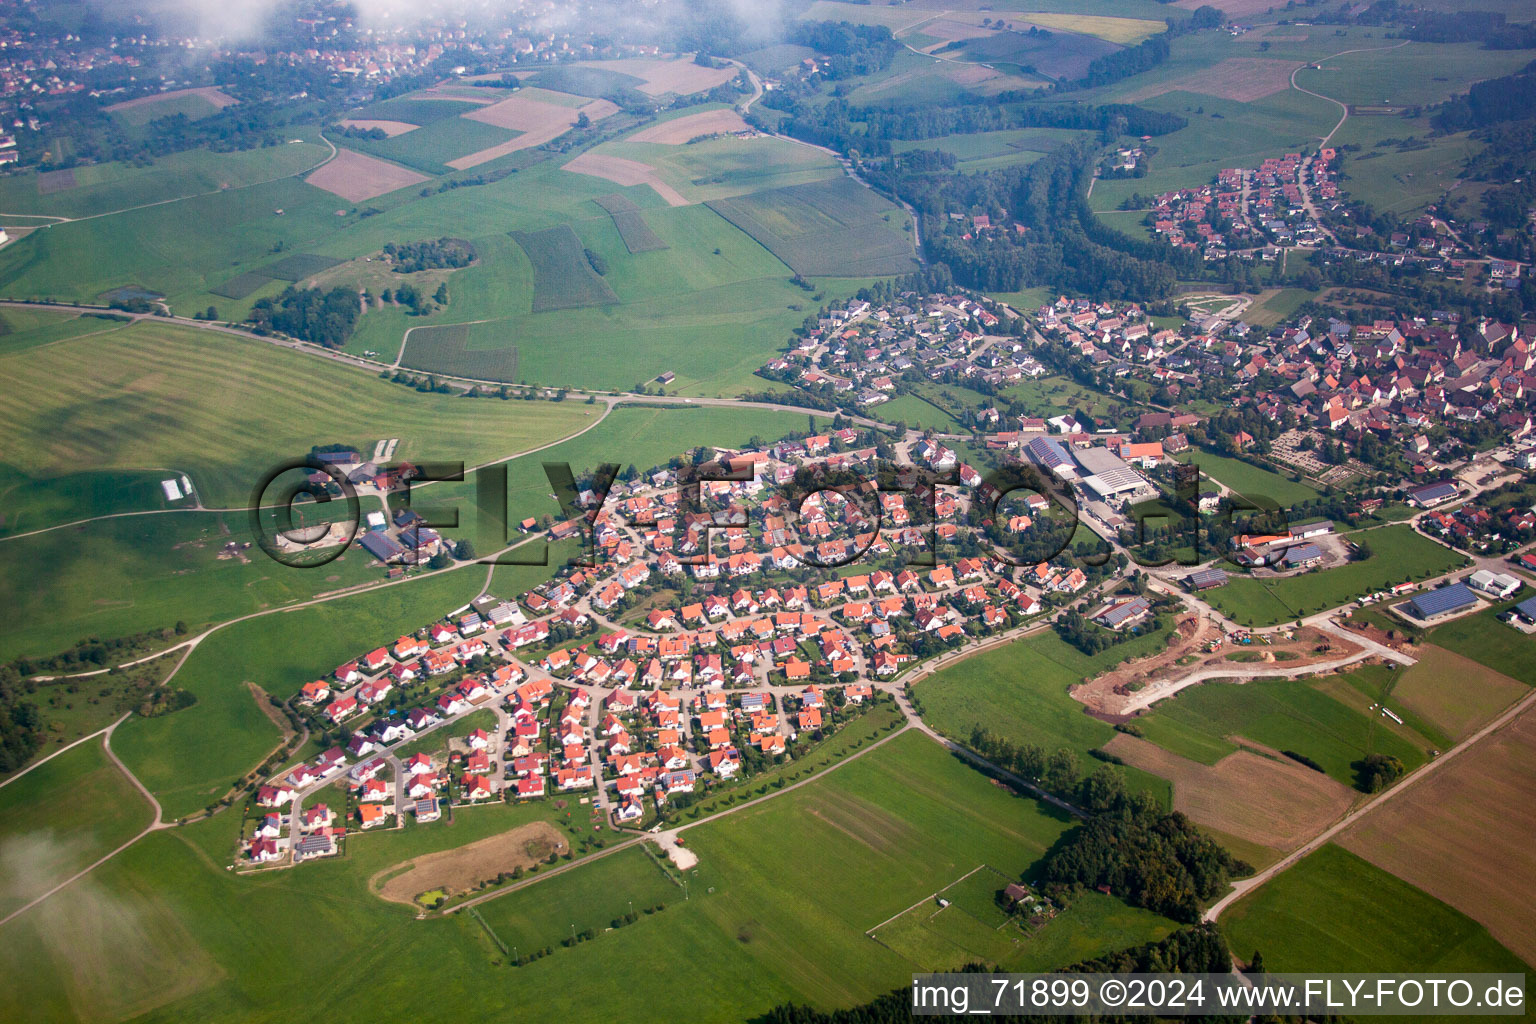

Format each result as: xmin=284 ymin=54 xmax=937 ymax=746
xmin=914 ymin=628 xmax=1177 ymax=804
xmin=1201 ymin=525 xmax=1468 ymax=626
xmin=591 ymin=134 xmax=843 ymax=204
xmin=0 ymin=737 xmax=154 ymax=918
xmin=0 ymin=307 xmax=131 ymax=357
xmin=331 ymin=117 xmax=519 ymax=176
xmin=104 ymin=87 xmax=237 ymax=128
xmin=0 ymin=508 xmax=390 ymax=663
xmin=0 ymin=320 xmax=600 ymax=510
xmin=0 ymin=730 xmax=1172 ymax=1024
xmin=111 ymin=566 xmax=484 ymax=821
xmin=1221 ymin=844 xmax=1531 ymax=974
xmin=1337 ymin=701 xmax=1536 ymax=966
xmin=398 ymin=323 xmax=520 ymax=382
xmin=512 ymin=225 xmax=620 ymax=311
xmin=706 ymin=177 xmax=920 ymax=278
xmin=1175 ymin=448 xmax=1322 ymax=508
xmin=305 ymin=148 xmax=431 ymax=203
xmin=891 ymin=127 xmax=1086 ymax=173
xmin=1130 ymin=666 xmax=1433 ymax=790
xmin=0 ymin=141 xmax=331 ymax=221
xmin=591 ymin=193 xmax=668 ymax=253
xmin=1105 ymin=733 xmax=1354 ymax=853
xmin=1389 ymin=645 xmax=1528 ymax=741
xmin=1426 ymin=600 xmax=1536 ymax=686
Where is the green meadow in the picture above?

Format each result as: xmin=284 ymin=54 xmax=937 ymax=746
xmin=1203 ymin=525 xmax=1467 ymax=626
xmin=1222 ymin=844 xmax=1530 ymax=974
xmin=1133 ymin=666 xmax=1433 ymax=788
xmin=0 ymin=508 xmax=394 ymax=663
xmin=1427 ymin=600 xmax=1536 ymax=686
xmin=0 ymin=737 xmax=154 ymax=918
xmin=0 ymin=730 xmax=1179 ymax=1023
xmin=0 ymin=320 xmax=600 ymax=510
xmin=111 ymin=565 xmax=485 ymax=821
xmin=913 ymin=628 xmax=1177 ymax=804
xmin=0 ymin=141 xmax=331 ymax=220
xmin=1175 ymin=448 xmax=1321 ymax=508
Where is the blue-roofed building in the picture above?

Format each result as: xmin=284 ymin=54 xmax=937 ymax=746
xmin=1093 ymin=595 xmax=1151 ymax=630
xmin=1408 ymin=481 xmax=1459 ymax=507
xmin=1025 ymin=436 xmax=1076 ymax=480
xmin=1281 ymin=542 xmax=1325 ymax=569
xmin=1510 ymin=595 xmax=1536 ymax=625
xmin=358 ymin=531 xmax=405 ymax=563
xmin=1406 ymin=582 xmax=1479 ymax=621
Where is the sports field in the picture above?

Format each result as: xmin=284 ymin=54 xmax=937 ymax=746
xmin=1201 ymin=526 xmax=1467 ymax=626
xmin=706 ymin=177 xmax=919 ymax=277
xmin=0 ymin=737 xmax=154 ymax=918
xmin=0 ymin=320 xmax=599 ymax=509
xmin=914 ymin=628 xmax=1176 ymax=804
xmin=1132 ymin=667 xmax=1431 ymax=790
xmin=1338 ymin=701 xmax=1536 ymax=966
xmin=1221 ymin=844 xmax=1530 ymax=973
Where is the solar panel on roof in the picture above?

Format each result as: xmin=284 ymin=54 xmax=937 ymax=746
xmin=1409 ymin=582 xmax=1477 ymax=617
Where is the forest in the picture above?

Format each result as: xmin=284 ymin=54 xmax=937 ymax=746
xmin=247 ymin=286 xmax=362 ymax=348
xmin=1041 ymin=793 xmax=1250 ymax=923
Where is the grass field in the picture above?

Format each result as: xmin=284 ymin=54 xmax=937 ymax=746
xmin=0 ymin=308 xmax=131 ymax=357
xmin=111 ymin=567 xmax=484 ymax=821
xmin=0 ymin=729 xmax=1176 ymax=1023
xmin=1427 ymin=599 xmax=1536 ymax=686
xmin=0 ymin=464 xmax=194 ymax=539
xmin=1202 ymin=526 xmax=1467 ymax=626
xmin=1132 ymin=666 xmax=1432 ymax=790
xmin=876 ymin=393 xmax=966 ymax=432
xmin=0 ymin=143 xmax=331 ymax=221
xmin=0 ymin=737 xmax=154 ymax=918
xmin=470 ymin=845 xmax=680 ymax=953
xmin=706 ymin=177 xmax=919 ymax=278
xmin=1338 ymin=700 xmax=1536 ymax=967
xmin=1390 ymin=644 xmax=1528 ymax=741
xmin=892 ymin=127 xmax=1085 ymax=172
xmin=914 ymin=629 xmax=1177 ymax=804
xmin=1222 ymin=844 xmax=1530 ymax=974
xmin=0 ymin=508 xmax=394 ymax=662
xmin=0 ymin=320 xmax=599 ymax=510
xmin=1176 ymin=448 xmax=1321 ymax=508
